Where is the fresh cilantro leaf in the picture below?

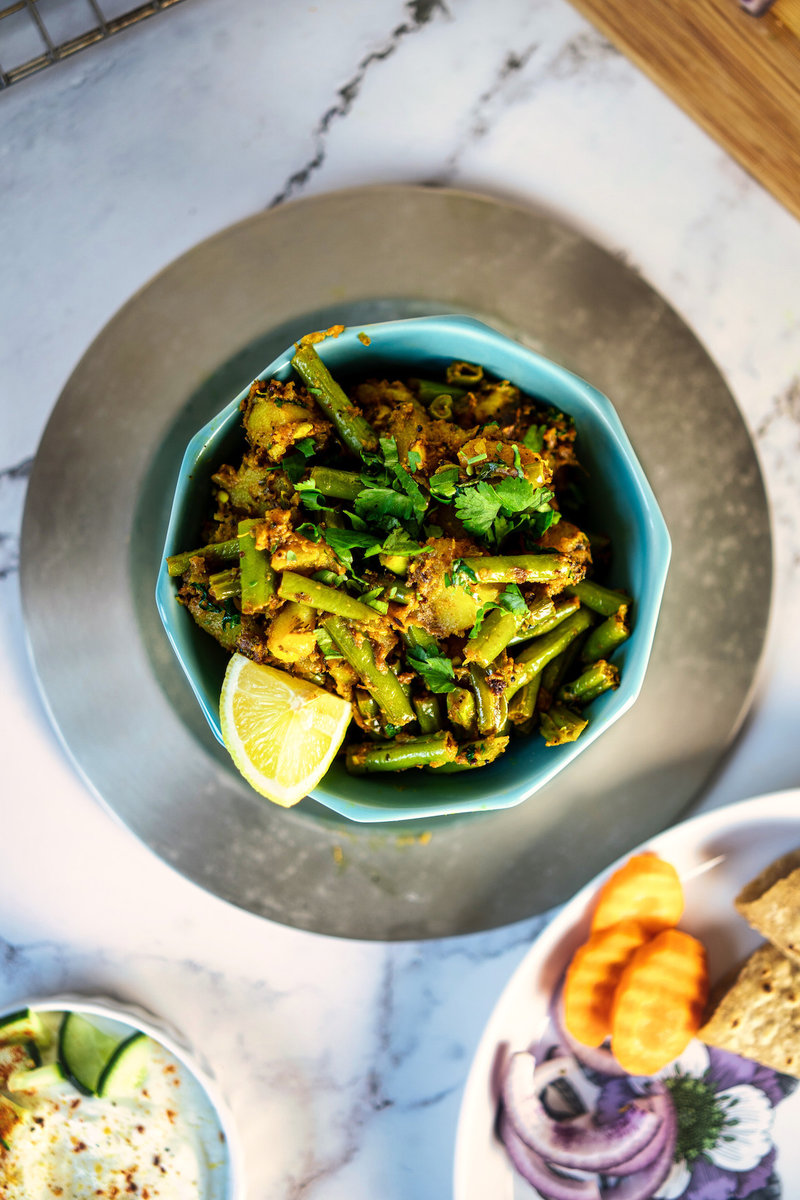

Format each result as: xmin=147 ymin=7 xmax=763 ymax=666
xmin=364 ymin=528 xmax=430 ymax=559
xmin=469 ymin=585 xmax=527 ymax=638
xmin=454 ymin=482 xmax=501 ymax=536
xmin=391 ymin=463 xmax=428 ymax=520
xmin=469 ymin=599 xmax=501 ymax=638
xmin=446 ymin=558 xmax=479 ymax=592
xmin=325 ymin=528 xmax=381 ymax=569
xmin=316 ymin=627 xmax=342 ymax=659
xmin=354 ymin=487 xmax=415 ymax=530
xmin=453 ymin=558 xmax=478 ymax=585
xmin=523 ymin=424 xmax=547 ymax=452
xmin=295 ymin=523 xmax=322 ymax=542
xmin=407 ymin=449 xmax=422 ymax=473
xmin=492 ymin=513 xmax=513 ymax=545
xmin=520 ymin=508 xmax=560 ymax=541
xmin=498 ymin=583 xmax=528 ymax=619
xmin=406 ymin=645 xmax=457 ymax=694
xmin=429 ymin=466 xmax=459 ymax=500
xmin=345 ymin=510 xmax=369 ymax=531
xmin=493 ymin=475 xmax=536 ymax=513
xmin=294 ymin=437 xmax=316 ymax=458
xmin=294 ymin=480 xmax=334 ymax=511
xmin=281 ymin=451 xmax=309 ymax=483
xmin=379 ymin=435 xmax=399 ymax=467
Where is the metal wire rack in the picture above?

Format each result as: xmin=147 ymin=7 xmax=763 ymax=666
xmin=0 ymin=0 xmax=186 ymax=89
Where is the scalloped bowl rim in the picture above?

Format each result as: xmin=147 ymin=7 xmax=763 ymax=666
xmin=156 ymin=314 xmax=670 ymax=823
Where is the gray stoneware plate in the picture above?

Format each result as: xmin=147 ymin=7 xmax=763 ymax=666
xmin=20 ymin=185 xmax=772 ymax=940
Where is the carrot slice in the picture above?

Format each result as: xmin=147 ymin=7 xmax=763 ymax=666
xmin=590 ymin=853 xmax=684 ymax=934
xmin=562 ymin=919 xmax=653 ymax=1047
xmin=610 ymin=928 xmax=709 ymax=1075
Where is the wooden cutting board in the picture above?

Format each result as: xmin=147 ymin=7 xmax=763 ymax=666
xmin=567 ymin=0 xmax=800 ymax=223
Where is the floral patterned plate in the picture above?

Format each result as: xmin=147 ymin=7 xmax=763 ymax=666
xmin=454 ymin=790 xmax=800 ymax=1200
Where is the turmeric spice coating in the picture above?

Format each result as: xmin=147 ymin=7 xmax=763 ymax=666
xmin=167 ymin=340 xmax=632 ymax=773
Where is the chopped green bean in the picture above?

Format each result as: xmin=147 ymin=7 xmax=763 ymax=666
xmin=539 ymin=703 xmax=588 ymax=746
xmin=446 ymin=687 xmax=476 ymax=733
xmin=581 ymin=605 xmax=630 ymax=663
xmin=464 ymin=607 xmax=523 ymax=668
xmin=411 ymin=378 xmax=468 ymax=405
xmin=558 ymin=660 xmax=620 ymax=707
xmin=429 ymin=394 xmax=453 ymax=419
xmin=540 ymin=634 xmax=585 ymax=705
xmin=468 ymin=663 xmax=508 ymax=736
xmin=355 ymin=689 xmax=384 ymax=739
xmin=323 ymin=617 xmax=414 ymax=727
xmin=508 ymin=674 xmax=541 ymax=725
xmin=413 ymin=695 xmax=442 ymax=733
xmin=312 ymin=568 xmax=344 ymax=588
xmin=208 ymin=568 xmax=241 ymax=601
xmin=346 ymin=731 xmax=458 ymax=773
xmin=238 ymin=520 xmax=275 ymax=613
xmin=292 ymin=343 xmax=378 ymax=458
xmin=509 ymin=596 xmax=581 ymax=646
xmin=308 ymin=466 xmax=364 ymax=500
xmin=167 ymin=537 xmax=240 ymax=577
xmin=462 ymin=553 xmax=572 ymax=584
xmin=401 ymin=625 xmax=439 ymax=655
xmin=566 ymin=580 xmax=630 ymax=617
xmin=429 ymin=735 xmax=509 ymax=773
xmin=279 ymin=570 xmax=380 ymax=623
xmin=385 ymin=581 xmax=414 ymax=605
xmin=507 ymin=608 xmax=594 ymax=699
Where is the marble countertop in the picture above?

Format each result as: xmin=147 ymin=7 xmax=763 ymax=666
xmin=1 ymin=1 xmax=799 ymax=1196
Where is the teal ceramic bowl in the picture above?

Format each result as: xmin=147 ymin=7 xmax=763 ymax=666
xmin=156 ymin=315 xmax=670 ymax=823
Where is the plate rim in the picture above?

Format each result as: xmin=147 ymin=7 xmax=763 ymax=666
xmin=17 ymin=183 xmax=774 ymax=938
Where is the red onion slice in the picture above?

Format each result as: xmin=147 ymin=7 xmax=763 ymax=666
xmin=599 ymin=1096 xmax=677 ymax=1199
xmin=503 ymin=1053 xmax=663 ymax=1173
xmin=602 ymin=1088 xmax=676 ymax=1176
xmin=499 ymin=1110 xmax=601 ymax=1200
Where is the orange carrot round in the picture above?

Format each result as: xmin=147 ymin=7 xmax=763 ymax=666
xmin=610 ymin=927 xmax=708 ymax=1075
xmin=590 ymin=853 xmax=684 ymax=935
xmin=562 ymin=919 xmax=653 ymax=1047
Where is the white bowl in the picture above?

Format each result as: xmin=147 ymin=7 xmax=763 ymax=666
xmin=0 ymin=993 xmax=244 ymax=1200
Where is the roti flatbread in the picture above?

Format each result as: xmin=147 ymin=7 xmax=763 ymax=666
xmin=699 ymin=942 xmax=800 ymax=1077
xmin=735 ymin=849 xmax=800 ymax=966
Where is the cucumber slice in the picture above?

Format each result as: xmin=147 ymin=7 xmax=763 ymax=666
xmin=8 ymin=1061 xmax=67 ymax=1096
xmin=58 ymin=1012 xmax=122 ymax=1095
xmin=0 ymin=1041 xmax=37 ymax=1078
xmin=25 ymin=1037 xmax=42 ymax=1068
xmin=0 ymin=1008 xmax=50 ymax=1047
xmin=97 ymin=1032 xmax=151 ymax=1097
xmin=0 ymin=1093 xmax=25 ymax=1150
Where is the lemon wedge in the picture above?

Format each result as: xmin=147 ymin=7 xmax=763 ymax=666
xmin=220 ymin=654 xmax=352 ymax=807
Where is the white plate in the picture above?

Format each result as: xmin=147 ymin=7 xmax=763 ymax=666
xmin=454 ymin=790 xmax=800 ymax=1200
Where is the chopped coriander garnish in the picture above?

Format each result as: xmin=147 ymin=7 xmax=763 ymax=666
xmin=405 ymin=645 xmax=457 ymax=694
xmin=523 ymin=424 xmax=547 ymax=452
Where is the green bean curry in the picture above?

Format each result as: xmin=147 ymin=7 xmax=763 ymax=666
xmin=167 ymin=329 xmax=632 ymax=775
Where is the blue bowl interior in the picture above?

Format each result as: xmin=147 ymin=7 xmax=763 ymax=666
xmin=156 ymin=315 xmax=670 ymax=823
